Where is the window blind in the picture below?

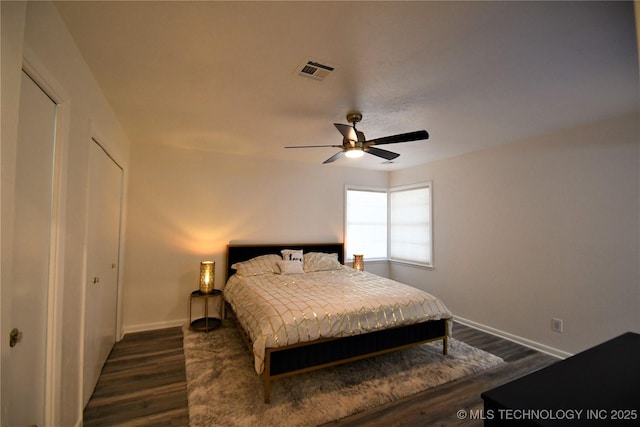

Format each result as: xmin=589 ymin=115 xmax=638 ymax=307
xmin=389 ymin=185 xmax=432 ymax=265
xmin=345 ymin=189 xmax=387 ymax=259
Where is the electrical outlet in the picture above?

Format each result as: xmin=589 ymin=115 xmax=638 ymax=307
xmin=552 ymin=318 xmax=563 ymax=333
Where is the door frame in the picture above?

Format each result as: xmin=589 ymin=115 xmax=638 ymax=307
xmin=85 ymin=130 xmax=127 ymax=341
xmin=79 ymin=132 xmax=126 ymax=408
xmin=20 ymin=50 xmax=70 ymax=426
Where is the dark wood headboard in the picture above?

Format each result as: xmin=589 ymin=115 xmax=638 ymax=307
xmin=226 ymin=243 xmax=344 ymax=281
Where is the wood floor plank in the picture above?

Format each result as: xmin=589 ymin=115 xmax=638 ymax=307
xmin=83 ymin=323 xmax=558 ymax=426
xmin=83 ymin=326 xmax=190 ymax=427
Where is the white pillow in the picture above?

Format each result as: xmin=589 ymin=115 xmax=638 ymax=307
xmin=276 ymin=259 xmax=305 ymax=275
xmin=231 ymin=254 xmax=281 ymax=276
xmin=281 ymin=249 xmax=303 ymax=263
xmin=303 ymin=252 xmax=342 ymax=272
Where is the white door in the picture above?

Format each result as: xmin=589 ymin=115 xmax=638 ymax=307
xmin=6 ymin=70 xmax=57 ymax=426
xmin=83 ymin=140 xmax=123 ymax=406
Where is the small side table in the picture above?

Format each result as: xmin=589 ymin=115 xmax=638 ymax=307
xmin=189 ymin=289 xmax=222 ymax=331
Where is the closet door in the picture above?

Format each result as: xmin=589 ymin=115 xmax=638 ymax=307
xmin=83 ymin=139 xmax=123 ymax=406
xmin=6 ymin=70 xmax=57 ymax=426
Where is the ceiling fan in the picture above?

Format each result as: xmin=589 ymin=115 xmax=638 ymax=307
xmin=285 ymin=112 xmax=429 ymax=164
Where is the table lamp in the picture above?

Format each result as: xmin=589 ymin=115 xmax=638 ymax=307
xmin=353 ymin=254 xmax=364 ymax=271
xmin=199 ymin=261 xmax=215 ymax=294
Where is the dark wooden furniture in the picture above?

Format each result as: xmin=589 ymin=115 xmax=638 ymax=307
xmin=189 ymin=289 xmax=222 ymax=331
xmin=481 ymin=332 xmax=640 ymax=426
xmin=225 ymin=242 xmax=449 ymax=403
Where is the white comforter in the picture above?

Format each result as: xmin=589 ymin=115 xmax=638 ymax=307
xmin=224 ymin=266 xmax=453 ymax=374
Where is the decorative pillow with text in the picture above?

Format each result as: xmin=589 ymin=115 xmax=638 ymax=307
xmin=281 ymin=249 xmax=304 ymax=264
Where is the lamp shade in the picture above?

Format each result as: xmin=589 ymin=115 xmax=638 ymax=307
xmin=199 ymin=261 xmax=215 ymax=294
xmin=353 ymin=254 xmax=364 ymax=271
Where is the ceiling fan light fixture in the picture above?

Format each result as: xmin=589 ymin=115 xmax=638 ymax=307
xmin=345 ymin=148 xmax=365 ymax=158
xmin=284 ymin=111 xmax=428 ymax=164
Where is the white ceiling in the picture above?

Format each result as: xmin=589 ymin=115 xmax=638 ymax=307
xmin=54 ymin=1 xmax=639 ymax=171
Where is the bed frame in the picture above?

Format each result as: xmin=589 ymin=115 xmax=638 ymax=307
xmin=225 ymin=243 xmax=449 ymax=403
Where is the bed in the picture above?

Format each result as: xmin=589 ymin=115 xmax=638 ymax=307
xmin=223 ymin=243 xmax=452 ymax=403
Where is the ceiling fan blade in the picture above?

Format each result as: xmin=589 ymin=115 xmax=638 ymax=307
xmin=366 ymin=130 xmax=429 ymax=146
xmin=366 ymin=146 xmax=400 ymax=161
xmin=285 ymin=144 xmax=341 ymax=148
xmin=323 ymin=151 xmax=345 ymax=164
xmin=334 ymin=123 xmax=358 ymax=141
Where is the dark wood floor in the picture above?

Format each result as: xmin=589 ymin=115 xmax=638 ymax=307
xmin=83 ymin=327 xmax=190 ymax=426
xmin=84 ymin=322 xmax=558 ymax=426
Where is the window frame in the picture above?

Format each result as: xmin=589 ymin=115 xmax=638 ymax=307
xmin=344 ymin=185 xmax=389 ymax=262
xmin=344 ymin=182 xmax=433 ymax=269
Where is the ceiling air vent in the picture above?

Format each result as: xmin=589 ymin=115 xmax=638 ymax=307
xmin=297 ymin=60 xmax=335 ymax=81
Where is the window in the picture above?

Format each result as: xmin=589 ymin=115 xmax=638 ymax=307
xmin=389 ymin=184 xmax=432 ymax=266
xmin=345 ymin=183 xmax=433 ymax=267
xmin=345 ymin=188 xmax=387 ymax=259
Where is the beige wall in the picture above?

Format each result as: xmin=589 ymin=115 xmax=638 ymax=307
xmin=2 ymin=2 xmax=130 ymax=426
xmin=121 ymin=144 xmax=388 ymax=331
xmin=389 ymin=113 xmax=640 ymax=356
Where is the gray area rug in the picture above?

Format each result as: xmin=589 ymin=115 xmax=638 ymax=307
xmin=183 ymin=320 xmax=503 ymax=427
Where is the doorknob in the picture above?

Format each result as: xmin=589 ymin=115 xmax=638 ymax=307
xmin=93 ymin=277 xmax=100 ymax=284
xmin=9 ymin=328 xmax=23 ymax=347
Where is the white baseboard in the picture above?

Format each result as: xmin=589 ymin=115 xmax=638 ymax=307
xmin=454 ymin=316 xmax=572 ymax=360
xmin=121 ymin=319 xmax=187 ymax=337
